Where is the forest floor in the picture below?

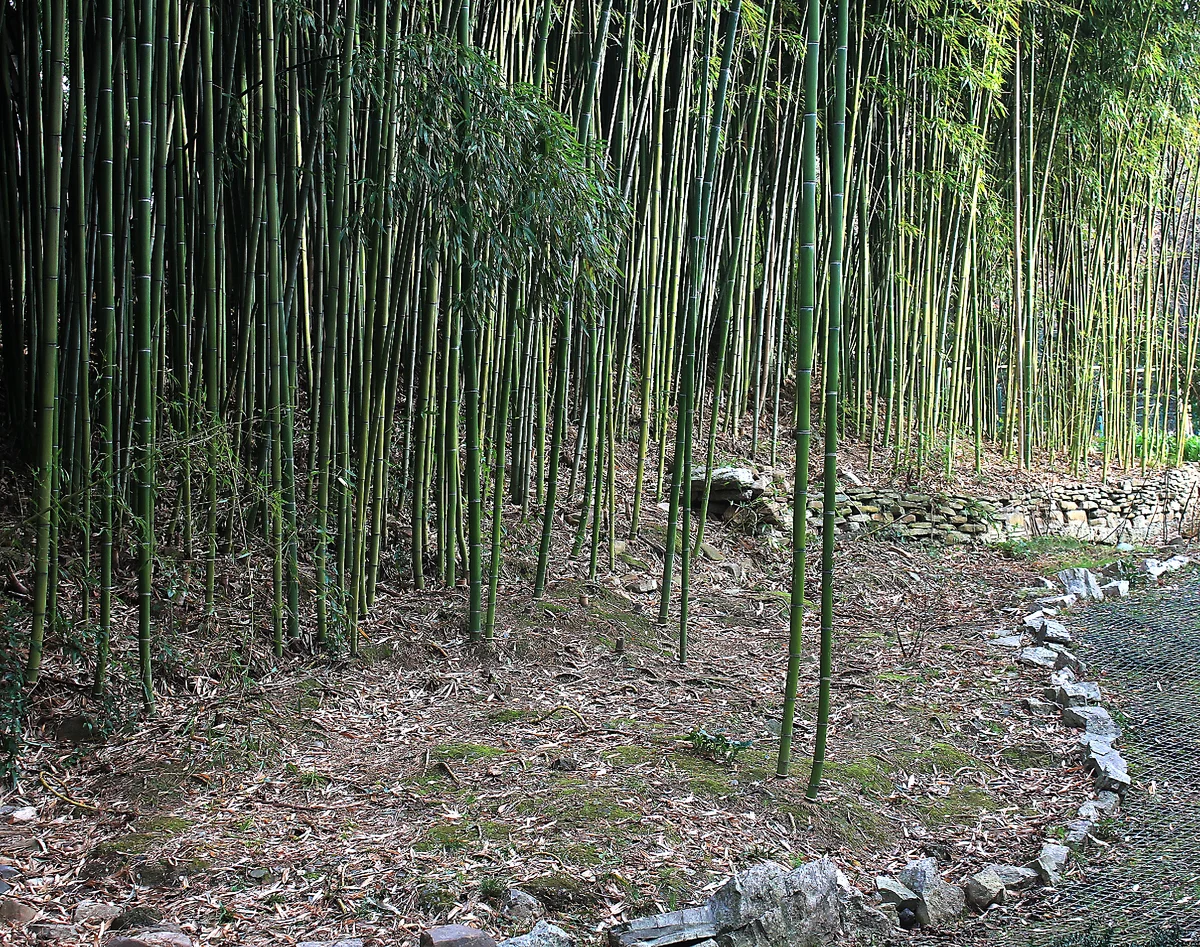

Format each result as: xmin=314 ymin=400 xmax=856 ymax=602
xmin=0 ymin=444 xmax=1172 ymax=946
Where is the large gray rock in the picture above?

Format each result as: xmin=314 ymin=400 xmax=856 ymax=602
xmin=609 ymin=908 xmax=717 ymax=947
xmin=1033 ymin=619 xmax=1072 ymax=646
xmin=1057 ymin=568 xmax=1103 ymax=601
xmin=914 ymin=882 xmax=966 ymax=928
xmin=707 ymin=860 xmax=892 ymax=947
xmin=1062 ymin=705 xmax=1121 ymax=741
xmin=1063 ymin=820 xmax=1092 ymax=851
xmin=503 ymin=890 xmax=545 ymax=925
xmin=1030 ymin=843 xmax=1070 ymax=886
xmin=1100 ymin=580 xmax=1129 ymax=599
xmin=1018 ymin=647 xmax=1059 ymax=669
xmin=1086 ymin=747 xmax=1132 ymax=795
xmin=0 ymin=898 xmax=38 ymax=925
xmin=690 ymin=468 xmax=767 ymax=508
xmin=423 ymin=926 xmax=498 ymax=947
xmin=1038 ymin=594 xmax=1078 ymax=610
xmin=963 ymin=868 xmax=1007 ymax=911
xmin=1078 ymin=731 xmax=1116 ymax=755
xmin=709 ymin=863 xmax=788 ymax=932
xmin=875 ymin=877 xmax=918 ymax=910
xmin=986 ymin=865 xmax=1039 ymax=892
xmin=1045 ymin=681 xmax=1102 ymax=708
xmin=896 ymin=858 xmax=938 ymax=895
xmin=500 ymin=921 xmax=574 ymax=947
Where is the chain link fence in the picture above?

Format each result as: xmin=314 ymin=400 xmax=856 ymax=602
xmin=1008 ymin=576 xmax=1200 ymax=945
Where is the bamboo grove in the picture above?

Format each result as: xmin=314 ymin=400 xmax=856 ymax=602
xmin=4 ymin=0 xmax=1200 ymax=783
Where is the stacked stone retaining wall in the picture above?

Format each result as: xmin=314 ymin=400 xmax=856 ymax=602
xmin=810 ymin=466 xmax=1200 ymax=545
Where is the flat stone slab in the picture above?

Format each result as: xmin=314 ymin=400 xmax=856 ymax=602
xmin=609 ymin=907 xmax=718 ymax=947
xmin=1062 ymin=705 xmax=1121 ymax=741
xmin=1018 ymin=647 xmax=1058 ymax=669
xmin=423 ymin=926 xmax=498 ymax=947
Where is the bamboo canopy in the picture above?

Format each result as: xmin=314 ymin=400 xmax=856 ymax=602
xmin=3 ymin=0 xmax=1200 ymax=786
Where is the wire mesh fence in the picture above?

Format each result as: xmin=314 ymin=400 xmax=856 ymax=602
xmin=1007 ymin=575 xmax=1200 ymax=945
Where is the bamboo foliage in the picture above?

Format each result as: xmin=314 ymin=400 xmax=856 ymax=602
xmin=4 ymin=0 xmax=1200 ymax=787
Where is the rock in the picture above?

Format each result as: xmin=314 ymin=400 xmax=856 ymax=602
xmin=1057 ymin=568 xmax=1103 ymax=601
xmin=131 ymin=933 xmax=192 ymax=947
xmin=0 ymin=866 xmax=18 ymax=880
xmin=1032 ymin=618 xmax=1072 ymax=645
xmin=0 ymin=898 xmax=38 ymax=925
xmin=499 ymin=921 xmax=573 ymax=947
xmin=988 ymin=635 xmax=1024 ymax=649
xmin=690 ymin=468 xmax=767 ymax=509
xmin=609 ymin=908 xmax=718 ymax=947
xmin=963 ymin=868 xmax=1007 ymax=911
xmin=75 ymin=901 xmax=122 ymax=924
xmin=875 ymin=877 xmax=919 ymax=910
xmin=986 ymin=865 xmax=1039 ymax=892
xmin=422 ymin=926 xmax=498 ymax=947
xmin=1018 ymin=647 xmax=1058 ymax=669
xmin=896 ymin=907 xmax=918 ymax=931
xmin=31 ymin=923 xmax=79 ymax=941
xmin=1045 ymin=681 xmax=1102 ymax=708
xmin=1038 ymin=594 xmax=1078 ymax=610
xmin=1050 ymin=646 xmax=1086 ymax=675
xmin=503 ymin=890 xmax=544 ymax=925
xmin=1020 ymin=697 xmax=1057 ymax=716
xmin=1100 ymin=580 xmax=1129 ymax=599
xmin=1063 ymin=820 xmax=1092 ymax=851
xmin=698 ymin=543 xmax=725 ymax=562
xmin=6 ymin=807 xmax=37 ymax=824
xmin=720 ymin=562 xmax=747 ymax=582
xmin=1077 ymin=791 xmax=1122 ymax=820
xmin=625 ymin=576 xmax=658 ymax=594
xmin=1030 ymin=843 xmax=1070 ymax=886
xmin=1078 ymin=731 xmax=1115 ymax=756
xmin=1050 ymin=668 xmax=1077 ymax=687
xmin=686 ymin=859 xmax=892 ymax=947
xmin=896 ymin=858 xmax=939 ymax=895
xmin=914 ymin=881 xmax=966 ymax=928
xmin=1164 ymin=554 xmax=1191 ymax=571
xmin=709 ymin=863 xmax=788 ymax=931
xmin=0 ymin=882 xmax=8 ymax=896
xmin=1061 ymin=705 xmax=1121 ymax=741
xmin=1141 ymin=558 xmax=1172 ymax=580
xmin=1086 ymin=747 xmax=1132 ymax=795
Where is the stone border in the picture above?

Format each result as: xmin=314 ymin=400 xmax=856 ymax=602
xmin=872 ymin=555 xmax=1193 ymax=930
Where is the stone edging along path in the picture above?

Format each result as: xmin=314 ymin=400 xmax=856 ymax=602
xmin=870 ymin=555 xmax=1192 ymax=935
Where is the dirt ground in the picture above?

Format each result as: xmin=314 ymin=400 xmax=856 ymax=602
xmin=0 ymin=481 xmax=1138 ymax=947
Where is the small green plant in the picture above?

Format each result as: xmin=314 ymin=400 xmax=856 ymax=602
xmin=479 ymin=876 xmax=506 ymax=903
xmin=686 ymin=728 xmax=752 ymax=765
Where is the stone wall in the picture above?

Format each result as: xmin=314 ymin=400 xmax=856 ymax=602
xmin=811 ymin=466 xmax=1200 ymax=545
